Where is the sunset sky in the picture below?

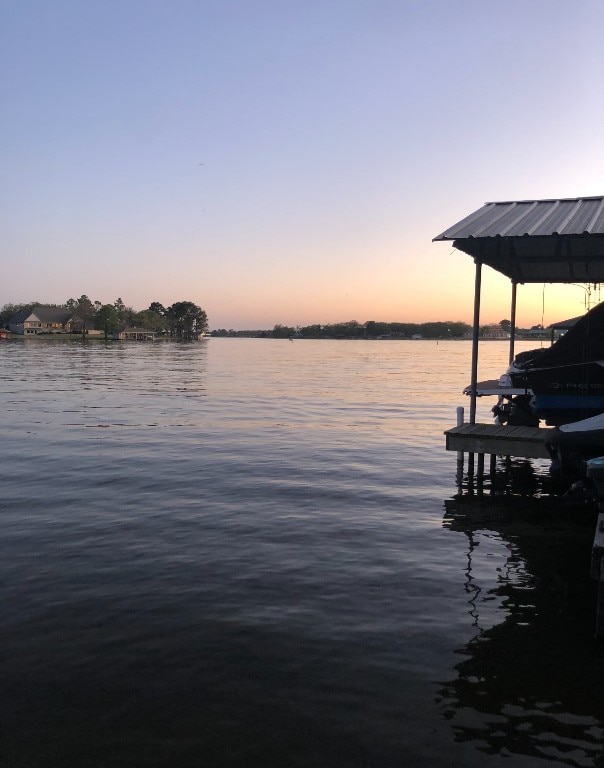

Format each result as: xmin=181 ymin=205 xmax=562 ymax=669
xmin=2 ymin=0 xmax=603 ymax=330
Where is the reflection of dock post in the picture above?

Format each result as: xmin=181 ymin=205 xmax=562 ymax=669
xmin=477 ymin=453 xmax=485 ymax=491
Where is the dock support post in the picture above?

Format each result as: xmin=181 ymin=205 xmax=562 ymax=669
xmin=477 ymin=453 xmax=485 ymax=476
xmin=456 ymin=406 xmax=465 ymax=490
xmin=477 ymin=453 xmax=485 ymax=492
xmin=467 ymin=260 xmax=482 ymax=484
xmin=590 ymin=511 xmax=604 ymax=638
xmin=509 ymin=280 xmax=517 ymax=365
xmin=456 ymin=407 xmax=464 ymax=462
xmin=469 ymin=260 xmax=482 ymax=425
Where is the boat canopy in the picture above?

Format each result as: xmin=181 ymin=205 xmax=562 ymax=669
xmin=433 ymin=196 xmax=604 ymax=283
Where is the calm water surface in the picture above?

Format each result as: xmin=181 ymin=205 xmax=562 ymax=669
xmin=1 ymin=338 xmax=602 ymax=767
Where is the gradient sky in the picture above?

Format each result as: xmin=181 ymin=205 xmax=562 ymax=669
xmin=2 ymin=0 xmax=603 ymax=329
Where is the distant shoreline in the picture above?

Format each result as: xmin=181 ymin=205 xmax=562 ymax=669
xmin=1 ymin=333 xmax=533 ymax=343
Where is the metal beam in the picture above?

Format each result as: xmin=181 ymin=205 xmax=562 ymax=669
xmin=509 ymin=281 xmax=517 ymax=365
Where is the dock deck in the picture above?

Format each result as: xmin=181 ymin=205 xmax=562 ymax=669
xmin=445 ymin=422 xmax=552 ymax=459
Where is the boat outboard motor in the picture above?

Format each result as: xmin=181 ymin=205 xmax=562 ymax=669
xmin=492 ymin=394 xmax=539 ymax=427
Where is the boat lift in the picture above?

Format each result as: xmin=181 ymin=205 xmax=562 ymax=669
xmin=434 ymin=196 xmax=604 ymax=456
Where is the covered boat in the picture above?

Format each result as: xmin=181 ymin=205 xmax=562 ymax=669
xmin=501 ymin=300 xmax=604 ymax=425
xmin=546 ymin=412 xmax=604 ymax=475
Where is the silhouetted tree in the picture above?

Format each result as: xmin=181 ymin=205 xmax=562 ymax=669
xmin=67 ymin=295 xmax=97 ymax=337
xmin=95 ymin=304 xmax=120 ymax=340
xmin=166 ymin=301 xmax=208 ymax=339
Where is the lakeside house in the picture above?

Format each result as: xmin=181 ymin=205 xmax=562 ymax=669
xmin=481 ymin=323 xmax=511 ymax=340
xmin=113 ymin=327 xmax=158 ymax=341
xmin=461 ymin=323 xmax=511 ymax=340
xmin=9 ymin=306 xmax=73 ymax=335
xmin=526 ymin=326 xmax=550 ymax=340
xmin=7 ymin=306 xmax=157 ymax=340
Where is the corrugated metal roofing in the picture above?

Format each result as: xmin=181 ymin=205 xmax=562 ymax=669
xmin=433 ymin=196 xmax=604 ymax=283
xmin=435 ymin=196 xmax=604 ymax=240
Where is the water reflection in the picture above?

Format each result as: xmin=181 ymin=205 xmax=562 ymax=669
xmin=439 ymin=497 xmax=604 ymax=766
xmin=455 ymin=456 xmax=571 ymax=501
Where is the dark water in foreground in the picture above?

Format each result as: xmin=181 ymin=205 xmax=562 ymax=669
xmin=1 ymin=338 xmax=602 ymax=767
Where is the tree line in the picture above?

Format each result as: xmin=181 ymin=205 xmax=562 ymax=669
xmin=0 ymin=297 xmax=208 ymax=340
xmin=212 ymin=319 xmax=535 ymax=339
xmin=212 ymin=320 xmax=473 ymax=339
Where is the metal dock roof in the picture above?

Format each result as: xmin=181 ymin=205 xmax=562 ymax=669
xmin=434 ymin=196 xmax=604 ymax=283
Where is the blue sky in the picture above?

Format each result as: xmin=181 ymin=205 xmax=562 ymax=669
xmin=2 ymin=0 xmax=603 ymax=329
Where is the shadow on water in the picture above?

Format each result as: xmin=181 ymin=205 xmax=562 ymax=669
xmin=438 ymin=487 xmax=604 ymax=767
xmin=2 ymin=616 xmax=385 ymax=768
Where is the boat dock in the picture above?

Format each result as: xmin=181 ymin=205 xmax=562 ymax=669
xmin=445 ymin=422 xmax=551 ymax=459
xmin=434 ymin=195 xmax=604 ymax=638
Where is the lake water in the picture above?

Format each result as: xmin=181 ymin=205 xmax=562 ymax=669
xmin=1 ymin=338 xmax=602 ymax=767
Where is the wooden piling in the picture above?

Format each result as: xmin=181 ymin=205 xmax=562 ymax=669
xmin=591 ymin=513 xmax=604 ymax=638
